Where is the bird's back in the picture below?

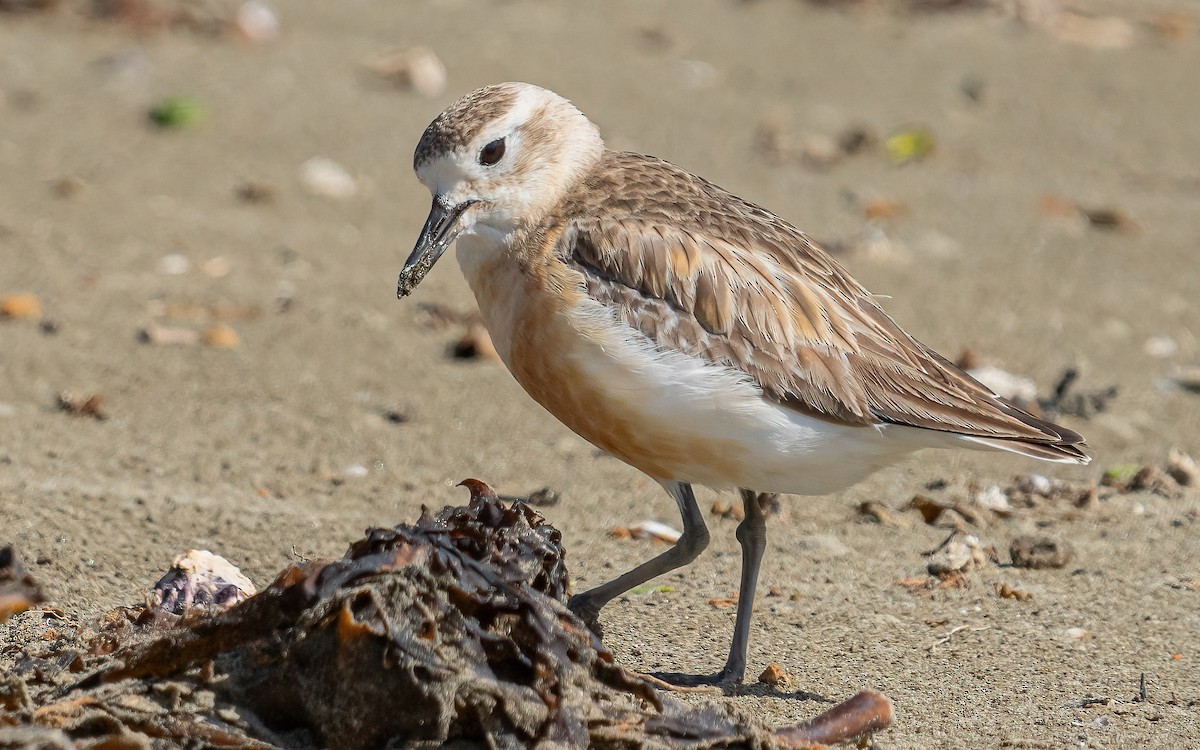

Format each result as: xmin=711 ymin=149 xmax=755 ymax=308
xmin=549 ymin=151 xmax=1088 ymax=465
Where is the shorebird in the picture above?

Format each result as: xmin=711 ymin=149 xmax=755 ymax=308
xmin=398 ymin=82 xmax=1089 ymax=687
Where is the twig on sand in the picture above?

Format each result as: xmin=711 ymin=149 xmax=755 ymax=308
xmin=928 ymin=624 xmax=991 ymax=652
xmin=775 ymin=690 xmax=894 ymax=748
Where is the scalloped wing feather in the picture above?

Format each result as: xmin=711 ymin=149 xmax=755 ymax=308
xmin=552 ymin=152 xmax=1089 ymax=464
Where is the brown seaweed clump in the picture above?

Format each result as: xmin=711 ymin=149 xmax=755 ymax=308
xmin=1 ymin=481 xmax=891 ymax=749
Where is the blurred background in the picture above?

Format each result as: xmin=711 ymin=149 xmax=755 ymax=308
xmin=2 ymin=1 xmax=1198 ymax=744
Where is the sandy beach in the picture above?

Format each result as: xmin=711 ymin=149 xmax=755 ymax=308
xmin=2 ymin=1 xmax=1198 ymax=746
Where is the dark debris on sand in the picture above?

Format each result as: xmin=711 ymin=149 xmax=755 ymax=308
xmin=0 ymin=481 xmax=891 ymax=749
xmin=0 ymin=547 xmax=44 ymax=624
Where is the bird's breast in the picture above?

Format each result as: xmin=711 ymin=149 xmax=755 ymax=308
xmin=458 ymin=241 xmax=749 ymax=483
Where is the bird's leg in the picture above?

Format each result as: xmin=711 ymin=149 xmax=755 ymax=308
xmin=568 ymin=481 xmax=709 ymax=629
xmin=720 ymin=487 xmax=769 ymax=685
xmin=650 ymin=488 xmax=769 ymax=690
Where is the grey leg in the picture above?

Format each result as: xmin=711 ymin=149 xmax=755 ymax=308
xmin=650 ymin=488 xmax=770 ymax=690
xmin=568 ymin=481 xmax=709 ymax=626
xmin=719 ymin=488 xmax=769 ymax=685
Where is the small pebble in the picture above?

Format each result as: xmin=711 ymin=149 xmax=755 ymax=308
xmin=201 ymin=256 xmax=232 ymax=278
xmin=200 ymin=324 xmax=240 ymax=349
xmin=927 ymin=534 xmax=990 ymax=576
xmin=960 ymin=74 xmax=985 ymax=104
xmin=521 ymin=488 xmax=561 ymax=507
xmin=1010 ymin=536 xmax=1073 ymax=569
xmin=799 ymin=134 xmax=842 ymax=170
xmin=1082 ymin=206 xmax=1138 ymax=232
xmin=1053 ymin=12 xmax=1136 ymax=50
xmin=1155 ymin=11 xmax=1196 ymax=41
xmin=927 ymin=540 xmax=974 ymax=575
xmin=158 ymin=254 xmax=191 ymax=275
xmin=995 ymin=582 xmax=1033 ymax=601
xmin=846 ymin=226 xmax=908 ymax=265
xmin=1066 ymin=627 xmax=1089 ymax=640
xmin=378 ymin=407 xmax=409 ymax=424
xmin=0 ymin=293 xmax=41 ymax=319
xmin=863 ymin=199 xmax=907 ymax=221
xmin=235 ymin=181 xmax=275 ymax=204
xmin=1022 ymin=474 xmax=1052 ymax=495
xmin=217 ymin=707 xmax=244 ymax=724
xmin=837 ymin=126 xmax=875 ymax=155
xmin=758 ymin=662 xmax=792 ymax=687
xmin=679 ymin=59 xmax=718 ymax=91
xmin=364 ymin=47 xmax=447 ymax=98
xmin=1166 ymin=448 xmax=1198 ymax=487
xmin=56 ymin=392 xmax=106 ymax=420
xmin=974 ymin=486 xmax=1010 ymax=512
xmin=1144 ymin=335 xmax=1178 ymax=359
xmin=299 ymin=157 xmax=358 ymax=199
xmin=52 ymin=176 xmax=87 ymax=198
xmin=1037 ymin=194 xmax=1080 ymax=219
xmin=232 ymin=1 xmax=279 ymax=42
xmin=711 ymin=500 xmax=745 ymax=521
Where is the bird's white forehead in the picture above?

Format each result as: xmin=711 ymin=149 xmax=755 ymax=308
xmin=424 ymin=92 xmax=542 ymax=181
xmin=415 ymin=84 xmax=594 ymax=202
xmin=414 ymin=84 xmax=562 ymax=169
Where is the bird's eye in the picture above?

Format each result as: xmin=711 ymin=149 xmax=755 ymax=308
xmin=479 ymin=138 xmax=506 ymax=166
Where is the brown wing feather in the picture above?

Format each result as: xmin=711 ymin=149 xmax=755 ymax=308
xmin=553 ymin=152 xmax=1088 ymax=462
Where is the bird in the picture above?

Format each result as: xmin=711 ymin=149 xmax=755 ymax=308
xmin=397 ymin=82 xmax=1089 ymax=687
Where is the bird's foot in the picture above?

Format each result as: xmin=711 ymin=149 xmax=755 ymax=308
xmin=566 ymin=594 xmax=604 ymax=638
xmin=642 ymin=668 xmax=743 ymax=695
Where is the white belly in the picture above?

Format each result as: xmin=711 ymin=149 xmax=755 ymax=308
xmin=560 ymin=296 xmax=937 ymax=495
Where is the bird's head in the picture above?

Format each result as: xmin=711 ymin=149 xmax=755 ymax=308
xmin=398 ymin=82 xmax=604 ymax=297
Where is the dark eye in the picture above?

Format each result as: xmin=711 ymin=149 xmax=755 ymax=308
xmin=479 ymin=138 xmax=506 ymax=166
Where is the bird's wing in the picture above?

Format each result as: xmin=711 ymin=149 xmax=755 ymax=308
xmin=553 ymin=154 xmax=1087 ymax=461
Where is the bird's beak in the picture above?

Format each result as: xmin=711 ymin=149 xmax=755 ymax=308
xmin=397 ymin=196 xmax=474 ymax=298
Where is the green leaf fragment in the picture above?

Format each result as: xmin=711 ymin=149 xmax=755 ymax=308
xmin=885 ymin=127 xmax=936 ymax=164
xmin=149 ymin=96 xmax=206 ymax=128
xmin=629 ymin=585 xmax=675 ymax=595
xmin=1103 ymin=464 xmax=1140 ymax=483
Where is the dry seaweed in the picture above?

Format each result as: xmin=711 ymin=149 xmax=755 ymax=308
xmin=2 ymin=481 xmax=892 ymax=749
xmin=1036 ymin=368 xmax=1118 ymax=419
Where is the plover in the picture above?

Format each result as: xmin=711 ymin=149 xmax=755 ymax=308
xmin=398 ymin=82 xmax=1089 ymax=686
